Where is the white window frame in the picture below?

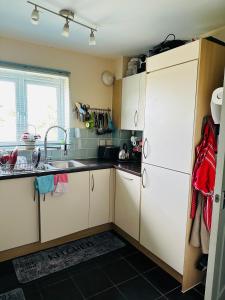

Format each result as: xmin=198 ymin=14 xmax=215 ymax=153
xmin=0 ymin=67 xmax=69 ymax=145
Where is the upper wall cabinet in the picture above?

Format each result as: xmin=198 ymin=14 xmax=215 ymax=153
xmin=146 ymin=40 xmax=200 ymax=72
xmin=121 ymin=72 xmax=146 ymax=130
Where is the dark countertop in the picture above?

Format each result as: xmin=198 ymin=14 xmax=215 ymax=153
xmin=0 ymin=159 xmax=142 ymax=180
xmin=79 ymin=159 xmax=142 ymax=177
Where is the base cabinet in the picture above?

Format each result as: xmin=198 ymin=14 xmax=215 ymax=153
xmin=115 ymin=170 xmax=141 ymax=240
xmin=40 ymin=172 xmax=89 ymax=243
xmin=140 ymin=164 xmax=190 ymax=274
xmin=0 ymin=177 xmax=39 ymax=251
xmin=89 ymin=169 xmax=111 ymax=227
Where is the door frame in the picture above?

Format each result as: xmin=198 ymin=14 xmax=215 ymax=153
xmin=205 ymin=75 xmax=225 ymax=300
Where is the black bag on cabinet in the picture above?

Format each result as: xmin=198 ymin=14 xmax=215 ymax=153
xmin=149 ymin=34 xmax=188 ymax=57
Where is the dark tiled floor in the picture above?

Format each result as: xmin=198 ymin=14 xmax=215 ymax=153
xmin=0 ymin=231 xmax=205 ymax=300
xmin=144 ymin=267 xmax=180 ymax=294
xmin=102 ymin=259 xmax=138 ymax=284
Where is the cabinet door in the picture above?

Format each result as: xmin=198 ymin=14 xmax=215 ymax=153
xmin=89 ymin=169 xmax=110 ymax=227
xmin=115 ymin=170 xmax=141 ymax=240
xmin=143 ymin=61 xmax=198 ymax=173
xmin=121 ymin=74 xmax=139 ymax=130
xmin=0 ymin=178 xmax=39 ymax=251
xmin=40 ymin=172 xmax=89 ymax=243
xmin=140 ymin=164 xmax=190 ymax=274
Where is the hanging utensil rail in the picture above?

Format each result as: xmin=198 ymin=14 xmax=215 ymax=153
xmin=88 ymin=107 xmax=111 ymax=112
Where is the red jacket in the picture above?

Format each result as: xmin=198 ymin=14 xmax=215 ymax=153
xmin=190 ymin=117 xmax=217 ymax=231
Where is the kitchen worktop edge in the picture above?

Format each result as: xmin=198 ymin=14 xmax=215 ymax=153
xmin=0 ymin=160 xmax=141 ymax=180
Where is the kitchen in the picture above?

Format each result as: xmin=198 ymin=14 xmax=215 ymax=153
xmin=0 ymin=1 xmax=225 ymax=300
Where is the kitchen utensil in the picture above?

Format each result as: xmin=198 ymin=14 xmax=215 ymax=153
xmin=104 ymin=112 xmax=108 ymax=129
xmin=0 ymin=155 xmax=10 ymax=164
xmin=94 ymin=112 xmax=98 ymax=128
xmin=21 ymin=127 xmax=41 ymax=150
xmin=118 ymin=143 xmax=129 ymax=160
xmin=87 ymin=112 xmax=95 ymax=129
xmin=108 ymin=114 xmax=114 ymax=131
xmin=123 ymin=143 xmax=128 ymax=153
xmin=32 ymin=147 xmax=41 ymax=168
xmin=118 ymin=149 xmax=126 ymax=160
xmin=8 ymin=147 xmax=18 ymax=170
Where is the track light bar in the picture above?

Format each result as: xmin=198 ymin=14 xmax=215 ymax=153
xmin=27 ymin=1 xmax=97 ymax=32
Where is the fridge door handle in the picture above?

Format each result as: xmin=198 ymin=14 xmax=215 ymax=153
xmin=142 ymin=168 xmax=146 ymax=188
xmin=91 ymin=174 xmax=94 ymax=191
xmin=143 ymin=138 xmax=148 ymax=159
xmin=122 ymin=176 xmax=134 ymax=181
xmin=134 ymin=110 xmax=138 ymax=127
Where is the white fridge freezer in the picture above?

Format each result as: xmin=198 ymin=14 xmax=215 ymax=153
xmin=140 ymin=59 xmax=198 ymax=274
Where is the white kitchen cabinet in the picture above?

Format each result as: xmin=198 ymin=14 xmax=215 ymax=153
xmin=89 ymin=169 xmax=111 ymax=227
xmin=121 ymin=72 xmax=146 ymax=130
xmin=146 ymin=40 xmax=199 ymax=72
xmin=143 ymin=60 xmax=198 ymax=174
xmin=40 ymin=172 xmax=89 ymax=243
xmin=140 ymin=164 xmax=190 ymax=274
xmin=0 ymin=177 xmax=39 ymax=251
xmin=115 ymin=170 xmax=141 ymax=240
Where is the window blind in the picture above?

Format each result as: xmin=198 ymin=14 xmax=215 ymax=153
xmin=0 ymin=60 xmax=71 ymax=77
xmin=0 ymin=63 xmax=70 ymax=144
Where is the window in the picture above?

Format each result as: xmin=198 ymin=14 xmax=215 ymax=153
xmin=0 ymin=66 xmax=69 ymax=144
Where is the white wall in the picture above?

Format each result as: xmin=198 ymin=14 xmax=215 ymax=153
xmin=0 ymin=36 xmax=115 ymax=127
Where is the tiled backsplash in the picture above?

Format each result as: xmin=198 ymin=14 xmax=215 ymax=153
xmin=50 ymin=128 xmax=143 ymax=160
xmin=1 ymin=128 xmax=143 ymax=162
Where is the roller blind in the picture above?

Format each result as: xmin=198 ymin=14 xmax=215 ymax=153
xmin=0 ymin=64 xmax=70 ymax=145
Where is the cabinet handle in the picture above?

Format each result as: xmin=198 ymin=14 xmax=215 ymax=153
xmin=143 ymin=138 xmax=148 ymax=159
xmin=142 ymin=168 xmax=146 ymax=188
xmin=134 ymin=110 xmax=138 ymax=127
xmin=122 ymin=176 xmax=134 ymax=181
xmin=91 ymin=174 xmax=94 ymax=191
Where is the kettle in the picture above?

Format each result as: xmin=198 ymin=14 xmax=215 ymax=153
xmin=118 ymin=143 xmax=129 ymax=160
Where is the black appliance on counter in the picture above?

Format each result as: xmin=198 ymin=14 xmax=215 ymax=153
xmin=98 ymin=145 xmax=120 ymax=160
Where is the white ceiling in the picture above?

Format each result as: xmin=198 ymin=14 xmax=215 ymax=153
xmin=0 ymin=0 xmax=224 ymax=58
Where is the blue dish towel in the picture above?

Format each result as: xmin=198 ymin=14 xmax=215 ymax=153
xmin=34 ymin=175 xmax=54 ymax=194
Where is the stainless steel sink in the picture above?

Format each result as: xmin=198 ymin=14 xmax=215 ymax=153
xmin=0 ymin=160 xmax=85 ymax=175
xmin=47 ymin=160 xmax=85 ymax=169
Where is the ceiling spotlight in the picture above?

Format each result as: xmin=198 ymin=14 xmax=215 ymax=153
xmin=89 ymin=30 xmax=96 ymax=46
xmin=62 ymin=18 xmax=69 ymax=37
xmin=31 ymin=5 xmax=39 ymax=25
xmin=27 ymin=1 xmax=98 ymax=44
